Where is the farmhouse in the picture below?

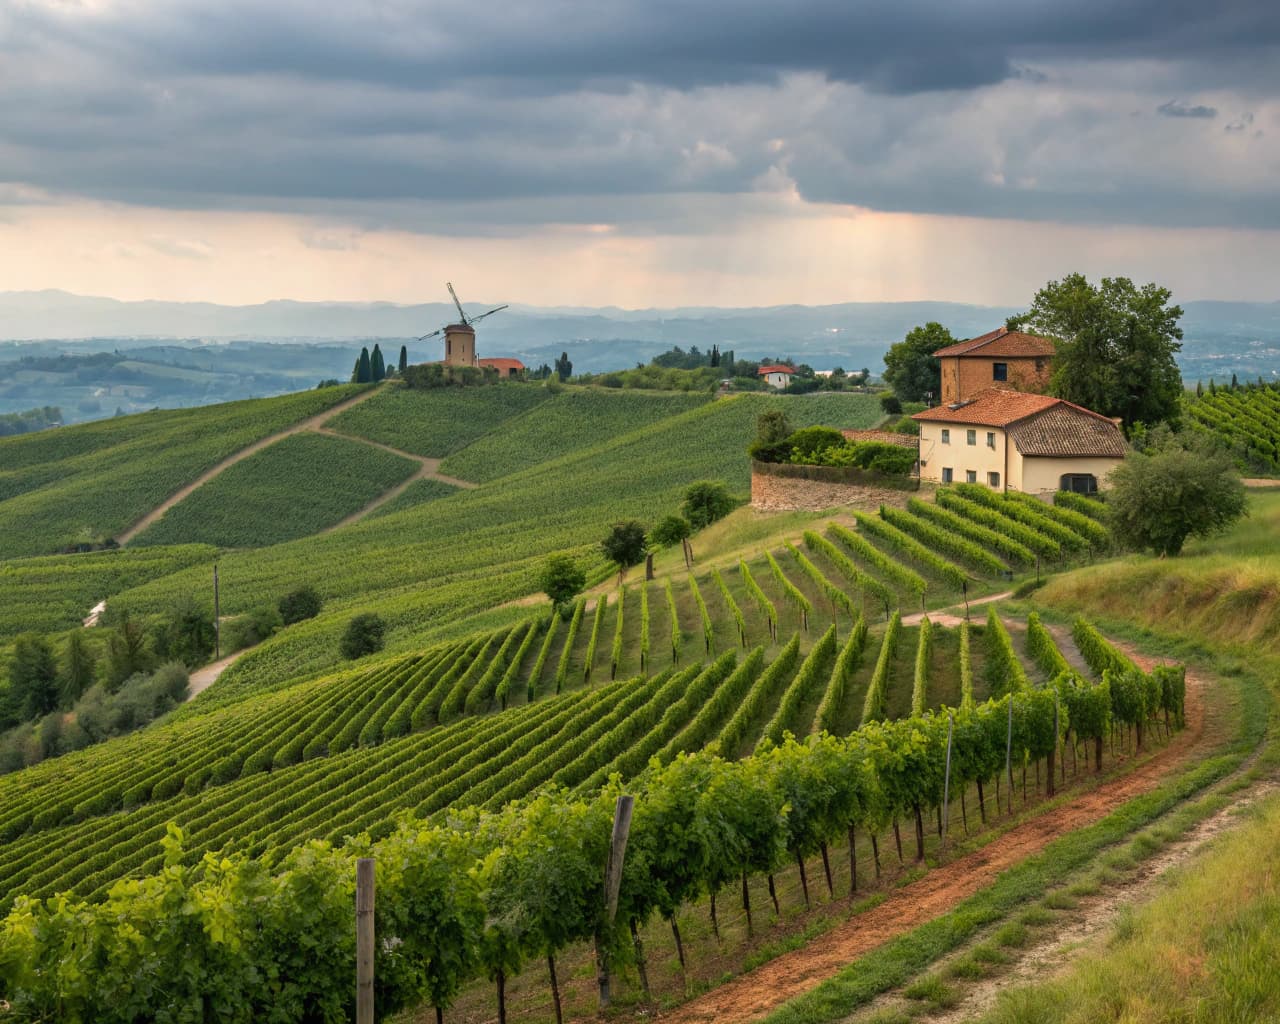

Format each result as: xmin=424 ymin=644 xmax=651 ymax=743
xmin=913 ymin=388 xmax=1125 ymax=495
xmin=442 ymin=323 xmax=526 ymax=377
xmin=758 ymin=365 xmax=795 ymax=389
xmin=933 ymin=327 xmax=1055 ymax=404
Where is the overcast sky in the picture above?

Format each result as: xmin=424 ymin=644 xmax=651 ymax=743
xmin=1 ymin=0 xmax=1277 ymax=307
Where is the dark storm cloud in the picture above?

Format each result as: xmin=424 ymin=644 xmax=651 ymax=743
xmin=1157 ymin=99 xmax=1218 ymax=118
xmin=1 ymin=0 xmax=1278 ymax=229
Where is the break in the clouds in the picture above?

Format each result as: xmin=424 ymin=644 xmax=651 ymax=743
xmin=0 ymin=0 xmax=1278 ymax=304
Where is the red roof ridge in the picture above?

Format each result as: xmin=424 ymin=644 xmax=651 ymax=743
xmin=758 ymin=364 xmax=795 ymax=375
xmin=931 ymin=327 xmax=1055 ymax=359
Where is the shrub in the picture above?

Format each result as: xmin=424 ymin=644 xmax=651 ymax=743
xmin=222 ymin=605 xmax=283 ymax=652
xmin=879 ymin=393 xmax=903 ymax=415
xmin=278 ymin=585 xmax=323 ymax=625
xmin=340 ymin=613 xmax=386 ymax=660
xmin=786 ymin=426 xmax=846 ymax=461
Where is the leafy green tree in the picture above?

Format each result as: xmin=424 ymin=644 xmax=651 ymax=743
xmin=104 ymin=613 xmax=155 ymax=692
xmin=649 ymin=514 xmax=692 ymax=548
xmin=882 ymin=322 xmax=953 ymax=402
xmin=681 ymin=480 xmax=736 ymax=529
xmin=1010 ymin=273 xmax=1184 ymax=428
xmin=538 ymin=554 xmax=586 ymax=609
xmin=279 ymin=585 xmax=323 ymax=625
xmin=601 ymin=521 xmax=648 ymax=568
xmin=340 ymin=612 xmax=386 ymax=659
xmin=879 ymin=393 xmax=903 ymax=415
xmin=398 ymin=345 xmax=409 ymax=374
xmin=371 ymin=344 xmax=386 ymax=382
xmin=60 ymin=631 xmax=96 ymax=707
xmin=748 ymin=410 xmax=793 ymax=462
xmin=1107 ymin=441 xmax=1247 ymax=555
xmin=10 ymin=633 xmax=59 ymax=720
xmin=151 ymin=595 xmax=216 ymax=668
xmin=356 ymin=346 xmax=373 ymax=384
xmin=554 ymin=351 xmax=573 ymax=382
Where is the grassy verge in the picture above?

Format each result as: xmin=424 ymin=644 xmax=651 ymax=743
xmin=975 ymin=788 xmax=1280 ymax=1023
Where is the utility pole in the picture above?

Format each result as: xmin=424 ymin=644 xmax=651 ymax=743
xmin=213 ymin=563 xmax=221 ymax=660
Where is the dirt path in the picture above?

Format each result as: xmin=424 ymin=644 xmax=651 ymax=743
xmin=901 ymin=591 xmax=1013 ymax=627
xmin=115 ymin=386 xmax=384 ymax=546
xmin=1243 ymin=478 xmax=1280 ymax=488
xmin=186 ymin=650 xmax=244 ymax=701
xmin=651 ymin=646 xmax=1216 ymax=1024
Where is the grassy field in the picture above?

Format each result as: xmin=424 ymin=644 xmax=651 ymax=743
xmin=0 ymin=384 xmax=365 ymax=558
xmin=133 ymin=432 xmax=419 ymax=548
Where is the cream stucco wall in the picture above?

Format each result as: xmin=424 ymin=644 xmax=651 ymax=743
xmin=1017 ymin=455 xmax=1123 ymax=495
xmin=917 ymin=422 xmax=1010 ymax=490
xmin=763 ymin=371 xmax=791 ymax=389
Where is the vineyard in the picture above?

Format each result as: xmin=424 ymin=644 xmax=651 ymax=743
xmin=0 ymin=587 xmax=1186 ymax=1020
xmin=1187 ymin=382 xmax=1280 ymax=473
xmin=0 ymin=384 xmax=365 ymax=559
xmin=0 ymin=381 xmax=1213 ymax=1024
xmin=132 ymin=432 xmax=420 ymax=548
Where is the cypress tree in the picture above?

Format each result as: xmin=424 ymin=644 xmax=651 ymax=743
xmin=357 ymin=347 xmax=372 ymax=384
xmin=1231 ymin=372 xmax=1239 ymax=391
xmin=371 ymin=344 xmax=386 ymax=382
xmin=350 ymin=358 xmax=361 ymax=383
xmin=398 ymin=345 xmax=408 ymax=374
xmin=60 ymin=631 xmax=96 ymax=707
xmin=1196 ymin=380 xmax=1203 ymax=397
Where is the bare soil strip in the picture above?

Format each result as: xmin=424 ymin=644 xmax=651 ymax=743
xmin=186 ymin=651 xmax=243 ymax=701
xmin=649 ymin=645 xmax=1216 ymax=1024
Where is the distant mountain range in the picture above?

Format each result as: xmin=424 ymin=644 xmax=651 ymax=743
xmin=1 ymin=289 xmax=1277 ymax=390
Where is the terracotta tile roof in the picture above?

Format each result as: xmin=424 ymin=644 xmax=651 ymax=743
xmin=1007 ymin=406 xmax=1127 ymax=458
xmin=840 ymin=428 xmax=919 ymax=449
xmin=932 ymin=327 xmax=1056 ymax=359
xmin=912 ymin=389 xmax=1061 ymax=427
xmin=478 ymin=357 xmax=526 ymax=371
xmin=912 ymin=389 xmax=1126 ymax=458
xmin=758 ymin=365 xmax=795 ymax=375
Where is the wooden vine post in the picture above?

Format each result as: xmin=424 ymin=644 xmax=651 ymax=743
xmin=596 ymin=794 xmax=634 ymax=1008
xmin=356 ymin=858 xmax=375 ymax=1024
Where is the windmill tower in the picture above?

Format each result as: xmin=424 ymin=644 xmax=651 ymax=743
xmin=419 ymin=283 xmax=508 ymax=368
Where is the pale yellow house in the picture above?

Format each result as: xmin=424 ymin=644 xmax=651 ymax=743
xmin=912 ymin=389 xmax=1125 ymax=495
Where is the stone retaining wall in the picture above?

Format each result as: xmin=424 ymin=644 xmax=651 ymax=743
xmin=751 ymin=471 xmax=920 ymax=513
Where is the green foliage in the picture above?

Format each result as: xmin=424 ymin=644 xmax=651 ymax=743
xmin=527 ymin=612 xmax=560 ymax=700
xmin=582 ymin=596 xmax=608 ymax=682
xmin=1025 ymin=612 xmax=1072 ymax=678
xmin=649 ymin=514 xmax=692 ymax=548
xmin=439 ymin=390 xmax=710 ymax=484
xmin=1012 ymin=273 xmax=1183 ymax=428
xmin=882 ymin=322 xmax=954 ymax=403
xmin=610 ymin=589 xmax=626 ymax=679
xmin=601 ymin=521 xmax=648 ymax=568
xmin=739 ymin=560 xmax=778 ymax=637
xmin=815 ymin=615 xmax=868 ymax=733
xmin=984 ymin=606 xmax=1030 ymax=698
xmin=749 ymin=409 xmax=794 ymax=462
xmin=760 ymin=624 xmax=837 ymax=746
xmin=959 ymin=622 xmax=974 ymax=711
xmin=104 ymin=613 xmax=154 ymax=692
xmin=861 ymin=611 xmax=901 ymax=725
xmin=340 ymin=612 xmax=386 ymax=660
xmin=326 ymin=384 xmax=550 ymax=459
xmin=0 ymin=386 xmax=363 ymax=558
xmin=278 ymin=585 xmax=323 ymax=625
xmin=1053 ymin=489 xmax=1110 ymax=522
xmin=639 ymin=584 xmax=651 ymax=671
xmin=880 ymin=393 xmax=903 ymax=415
xmin=1002 ymin=490 xmax=1111 ymax=548
xmin=801 ymin=441 xmax=918 ymax=476
xmin=538 ymin=554 xmax=586 ymax=609
xmin=829 ymin=519 xmax=929 ymax=597
xmin=766 ymin=550 xmax=812 ymax=627
xmin=906 ymin=497 xmax=1036 ymax=566
xmin=786 ymin=426 xmax=847 ymax=461
xmin=804 ymin=530 xmax=896 ymax=610
xmin=935 ymin=488 xmax=1062 ymax=559
xmin=850 ymin=512 xmax=965 ymax=589
xmin=135 ymin=432 xmax=418 ymax=548
xmin=952 ymin=483 xmax=1086 ymax=553
xmin=682 ymin=480 xmax=737 ymax=530
xmin=664 ymin=578 xmax=682 ymax=662
xmin=1107 ymin=445 xmax=1247 ymax=556
xmin=714 ymin=634 xmax=802 ymax=758
xmin=912 ymin=617 xmax=932 ymax=716
xmin=880 ymin=505 xmax=1007 ymax=576
xmin=149 ymin=594 xmax=216 ymax=668
xmin=59 ymin=631 xmax=96 ymax=707
xmin=9 ymin=634 xmax=58 ymax=721
xmin=553 ymin=598 xmax=587 ymax=693
xmin=712 ymin=568 xmax=748 ymax=646
xmin=1185 ymin=382 xmax=1280 ymax=473
xmin=688 ymin=574 xmax=714 ymax=654
xmin=787 ymin=542 xmax=856 ymax=616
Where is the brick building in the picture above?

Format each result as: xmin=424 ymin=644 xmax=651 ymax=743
xmin=933 ymin=327 xmax=1055 ymax=404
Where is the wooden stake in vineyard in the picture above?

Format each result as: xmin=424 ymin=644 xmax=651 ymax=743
xmin=356 ymin=858 xmax=375 ymax=1024
xmin=596 ymin=795 xmax=634 ymax=1008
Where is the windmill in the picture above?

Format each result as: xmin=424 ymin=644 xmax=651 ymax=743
xmin=419 ymin=283 xmax=508 ymax=368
